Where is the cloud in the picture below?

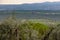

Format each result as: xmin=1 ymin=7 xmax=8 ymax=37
xmin=0 ymin=0 xmax=60 ymax=4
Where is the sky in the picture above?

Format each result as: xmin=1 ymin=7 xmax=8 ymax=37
xmin=0 ymin=0 xmax=60 ymax=4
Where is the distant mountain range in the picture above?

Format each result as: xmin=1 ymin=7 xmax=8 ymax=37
xmin=0 ymin=2 xmax=60 ymax=10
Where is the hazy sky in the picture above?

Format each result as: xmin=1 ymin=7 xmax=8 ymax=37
xmin=0 ymin=0 xmax=60 ymax=4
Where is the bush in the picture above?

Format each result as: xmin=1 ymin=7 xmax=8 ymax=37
xmin=0 ymin=18 xmax=51 ymax=40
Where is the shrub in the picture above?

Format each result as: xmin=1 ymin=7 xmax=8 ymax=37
xmin=0 ymin=18 xmax=51 ymax=40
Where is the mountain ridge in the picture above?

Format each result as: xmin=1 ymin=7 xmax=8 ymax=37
xmin=0 ymin=2 xmax=60 ymax=10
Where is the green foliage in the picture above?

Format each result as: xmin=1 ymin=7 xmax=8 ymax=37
xmin=0 ymin=18 xmax=51 ymax=40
